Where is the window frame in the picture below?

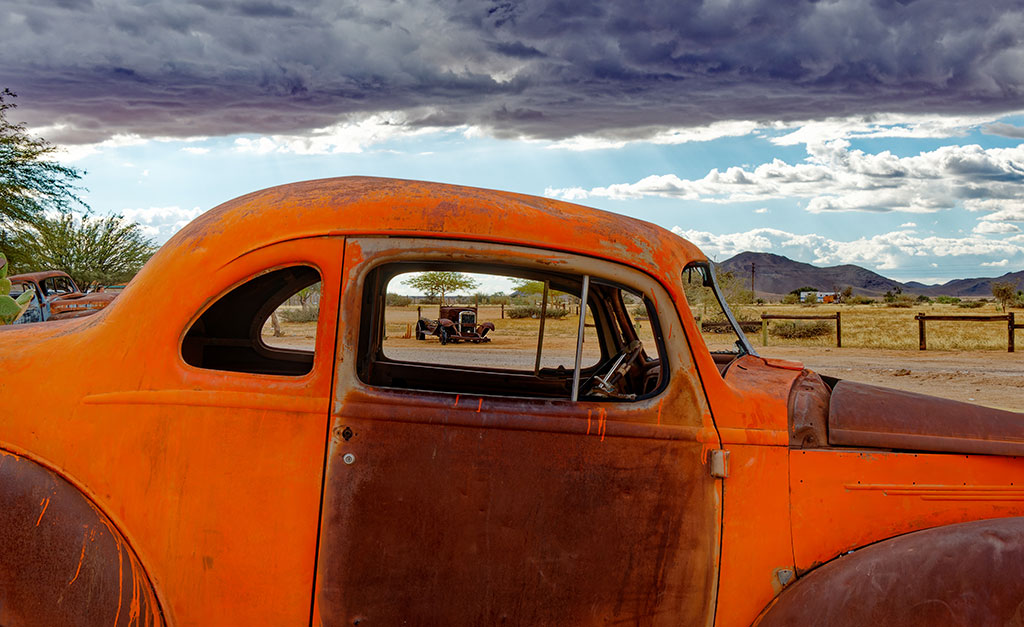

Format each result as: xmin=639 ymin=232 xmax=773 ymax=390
xmin=178 ymin=263 xmax=325 ymax=379
xmin=351 ymin=241 xmax=670 ymax=403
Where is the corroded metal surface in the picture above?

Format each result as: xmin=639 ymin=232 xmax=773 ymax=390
xmin=788 ymin=370 xmax=830 ymax=448
xmin=317 ymin=394 xmax=718 ymax=626
xmin=829 ymin=380 xmax=1024 ymax=455
xmin=49 ymin=291 xmax=118 ymax=319
xmin=757 ymin=517 xmax=1024 ymax=626
xmin=0 ymin=450 xmax=162 ymax=626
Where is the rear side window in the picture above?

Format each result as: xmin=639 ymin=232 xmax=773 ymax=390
xmin=182 ymin=266 xmax=321 ymax=376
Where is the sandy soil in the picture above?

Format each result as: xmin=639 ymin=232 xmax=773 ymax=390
xmin=758 ymin=346 xmax=1024 ymax=412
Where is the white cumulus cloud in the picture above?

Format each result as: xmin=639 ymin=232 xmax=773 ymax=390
xmin=671 ymin=225 xmax=1024 ymax=273
xmin=233 ymin=109 xmax=457 ymax=155
xmin=119 ymin=206 xmax=203 ymax=242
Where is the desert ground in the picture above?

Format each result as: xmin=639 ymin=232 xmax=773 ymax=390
xmin=264 ymin=302 xmax=1023 ymax=412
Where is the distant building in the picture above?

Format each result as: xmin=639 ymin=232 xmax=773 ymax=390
xmin=799 ymin=291 xmax=840 ymax=304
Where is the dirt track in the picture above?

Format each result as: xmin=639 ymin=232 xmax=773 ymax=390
xmin=758 ymin=346 xmax=1024 ymax=412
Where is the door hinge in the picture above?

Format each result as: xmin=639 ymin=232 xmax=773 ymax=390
xmin=708 ymin=449 xmax=730 ymax=479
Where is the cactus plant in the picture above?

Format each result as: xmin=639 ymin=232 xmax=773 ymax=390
xmin=0 ymin=253 xmax=34 ymax=325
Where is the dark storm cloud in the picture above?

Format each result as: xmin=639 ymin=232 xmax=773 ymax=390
xmin=3 ymin=0 xmax=1024 ymax=143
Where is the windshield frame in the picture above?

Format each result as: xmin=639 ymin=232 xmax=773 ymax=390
xmin=683 ymin=261 xmax=758 ymax=357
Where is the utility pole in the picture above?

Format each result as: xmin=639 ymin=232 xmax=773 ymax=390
xmin=750 ymin=262 xmax=756 ymax=296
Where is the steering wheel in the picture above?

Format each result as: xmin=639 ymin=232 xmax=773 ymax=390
xmin=578 ymin=339 xmax=644 ymax=398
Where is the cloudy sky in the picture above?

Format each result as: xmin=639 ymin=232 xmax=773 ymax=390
xmin=3 ymin=0 xmax=1024 ymax=283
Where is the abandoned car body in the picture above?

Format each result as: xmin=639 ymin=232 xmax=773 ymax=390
xmin=1 ymin=177 xmax=1023 ymax=626
xmin=8 ymin=270 xmax=116 ymax=323
xmin=416 ymin=305 xmax=495 ymax=344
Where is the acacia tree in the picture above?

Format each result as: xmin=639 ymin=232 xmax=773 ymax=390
xmin=992 ymin=281 xmax=1019 ymax=312
xmin=10 ymin=214 xmax=156 ymax=287
xmin=0 ymin=89 xmax=84 ymax=265
xmin=402 ymin=271 xmax=478 ymax=306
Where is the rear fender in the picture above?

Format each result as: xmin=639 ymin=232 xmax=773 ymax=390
xmin=0 ymin=449 xmax=164 ymax=626
xmin=755 ymin=517 xmax=1024 ymax=626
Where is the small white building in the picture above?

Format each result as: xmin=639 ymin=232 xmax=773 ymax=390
xmin=799 ymin=291 xmax=840 ymax=304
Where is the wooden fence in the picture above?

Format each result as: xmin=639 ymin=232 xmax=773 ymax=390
xmin=760 ymin=312 xmax=842 ymax=348
xmin=915 ymin=312 xmax=1021 ymax=352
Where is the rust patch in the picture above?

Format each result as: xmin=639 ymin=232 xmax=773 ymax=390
xmin=829 ymin=380 xmax=1024 ymax=455
xmin=0 ymin=451 xmax=163 ymax=626
xmin=316 ymin=388 xmax=718 ymax=625
xmin=757 ymin=517 xmax=1024 ymax=625
xmin=787 ymin=370 xmax=830 ymax=448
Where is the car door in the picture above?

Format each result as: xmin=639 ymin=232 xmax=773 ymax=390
xmin=314 ymin=237 xmax=721 ymax=626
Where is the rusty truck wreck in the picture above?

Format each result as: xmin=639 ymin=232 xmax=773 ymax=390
xmin=416 ymin=305 xmax=495 ymax=344
xmin=1 ymin=177 xmax=1023 ymax=626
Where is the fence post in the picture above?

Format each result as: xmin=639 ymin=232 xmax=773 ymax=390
xmin=1010 ymin=312 xmax=1016 ymax=353
xmin=918 ymin=313 xmax=927 ymax=351
xmin=835 ymin=312 xmax=842 ymax=348
xmin=761 ymin=318 xmax=768 ymax=346
xmin=417 ymin=306 xmax=421 ymax=320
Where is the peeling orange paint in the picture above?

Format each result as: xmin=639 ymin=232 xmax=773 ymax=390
xmin=36 ymin=497 xmax=50 ymax=526
xmin=114 ymin=539 xmax=123 ymax=626
xmin=68 ymin=533 xmax=87 ymax=586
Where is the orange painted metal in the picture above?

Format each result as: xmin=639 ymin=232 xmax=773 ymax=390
xmin=0 ymin=236 xmax=343 ymax=625
xmin=790 ymin=449 xmax=1024 ymax=573
xmin=0 ymin=177 xmax=1022 ymax=625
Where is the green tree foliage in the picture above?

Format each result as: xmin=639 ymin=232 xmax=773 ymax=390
xmin=509 ymin=278 xmax=575 ymax=303
xmin=0 ymin=90 xmax=84 ymax=245
xmin=402 ymin=271 xmax=478 ymax=306
xmin=789 ymin=286 xmax=819 ymax=296
xmin=992 ymin=281 xmax=1019 ymax=312
xmin=9 ymin=214 xmax=156 ymax=287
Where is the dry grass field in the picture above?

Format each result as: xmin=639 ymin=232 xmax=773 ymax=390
xmin=264 ymin=301 xmax=1023 ymax=411
xmin=739 ymin=302 xmax=1021 ymax=351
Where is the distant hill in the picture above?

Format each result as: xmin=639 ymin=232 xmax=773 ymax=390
xmin=717 ymin=251 xmax=1024 ymax=298
xmin=931 ymin=271 xmax=1024 ymax=297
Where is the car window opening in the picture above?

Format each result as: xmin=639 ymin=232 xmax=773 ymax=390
xmin=360 ymin=262 xmax=665 ymax=402
xmin=182 ymin=266 xmax=321 ymax=376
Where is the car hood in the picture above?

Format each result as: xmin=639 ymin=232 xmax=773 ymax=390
xmin=786 ymin=370 xmax=1024 ymax=456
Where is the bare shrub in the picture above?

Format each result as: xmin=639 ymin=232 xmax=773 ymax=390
xmin=279 ymin=307 xmax=318 ymax=323
xmin=770 ymin=321 xmax=833 ymax=339
xmin=507 ymin=304 xmax=569 ymax=319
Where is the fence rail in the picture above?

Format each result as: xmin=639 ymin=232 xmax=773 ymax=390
xmin=760 ymin=312 xmax=842 ymax=348
xmin=915 ymin=312 xmax=1020 ymax=352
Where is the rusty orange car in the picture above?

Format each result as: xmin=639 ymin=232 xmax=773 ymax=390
xmin=2 ymin=176 xmax=1023 ymax=626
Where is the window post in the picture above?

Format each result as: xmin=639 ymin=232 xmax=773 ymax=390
xmin=571 ymin=275 xmax=590 ymax=402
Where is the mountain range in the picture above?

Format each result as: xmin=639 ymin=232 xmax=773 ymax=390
xmin=717 ymin=252 xmax=1024 ymax=298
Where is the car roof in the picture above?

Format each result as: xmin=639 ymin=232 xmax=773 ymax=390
xmin=164 ymin=176 xmax=707 ymax=286
xmin=8 ymin=270 xmax=74 ymax=283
